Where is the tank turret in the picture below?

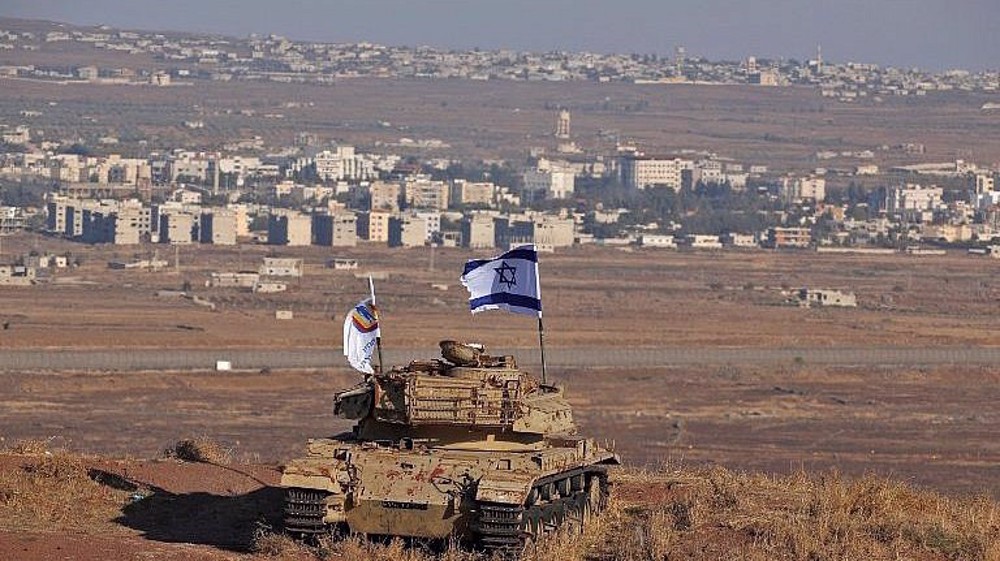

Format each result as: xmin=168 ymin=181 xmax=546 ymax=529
xmin=281 ymin=341 xmax=619 ymax=553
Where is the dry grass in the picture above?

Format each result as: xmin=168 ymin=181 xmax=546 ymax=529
xmin=4 ymin=437 xmax=58 ymax=456
xmin=608 ymin=465 xmax=1000 ymax=561
xmin=0 ymin=446 xmax=131 ymax=531
xmin=1 ymin=441 xmax=996 ymax=560
xmin=246 ymin=465 xmax=1000 ymax=561
xmin=167 ymin=436 xmax=233 ymax=465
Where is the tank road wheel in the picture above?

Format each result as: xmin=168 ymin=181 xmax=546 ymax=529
xmin=475 ymin=502 xmax=525 ymax=554
xmin=283 ymin=488 xmax=330 ymax=539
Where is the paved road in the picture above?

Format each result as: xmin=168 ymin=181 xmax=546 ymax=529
xmin=1 ymin=346 xmax=998 ymax=372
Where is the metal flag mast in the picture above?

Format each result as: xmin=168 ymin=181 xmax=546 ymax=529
xmin=535 ymin=253 xmax=547 ymax=385
xmin=369 ymin=275 xmax=384 ymax=374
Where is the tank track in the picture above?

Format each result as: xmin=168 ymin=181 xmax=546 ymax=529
xmin=283 ymin=488 xmax=330 ymax=536
xmin=474 ymin=469 xmax=609 ymax=554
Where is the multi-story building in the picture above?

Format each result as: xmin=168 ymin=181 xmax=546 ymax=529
xmin=312 ymin=213 xmax=358 ymax=246
xmin=620 ymin=154 xmax=693 ymax=190
xmin=313 ymin=145 xmax=373 ymax=182
xmin=522 ymin=165 xmax=574 ymax=201
xmin=450 ymin=180 xmax=496 ymax=208
xmin=495 ymin=214 xmax=574 ymax=250
xmin=780 ymin=176 xmax=827 ymax=203
xmin=268 ymin=211 xmax=312 ymax=246
xmin=404 ymin=178 xmax=450 ymax=210
xmin=461 ymin=214 xmax=497 ymax=249
xmin=767 ymin=226 xmax=813 ymax=249
xmin=160 ymin=211 xmax=198 ymax=244
xmin=368 ymin=181 xmax=402 ymax=211
xmin=112 ymin=203 xmax=152 ymax=244
xmin=357 ymin=211 xmax=391 ymax=242
xmin=388 ymin=215 xmax=427 ymax=247
xmin=883 ymin=184 xmax=943 ymax=223
xmin=410 ymin=210 xmax=440 ymax=241
xmin=200 ymin=209 xmax=238 ymax=245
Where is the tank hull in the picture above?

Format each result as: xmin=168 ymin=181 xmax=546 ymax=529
xmin=281 ymin=436 xmax=617 ymax=546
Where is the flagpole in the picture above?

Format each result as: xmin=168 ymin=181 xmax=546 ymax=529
xmin=533 ymin=246 xmax=547 ymax=385
xmin=369 ymin=275 xmax=384 ymax=374
xmin=537 ymin=313 xmax=548 ymax=385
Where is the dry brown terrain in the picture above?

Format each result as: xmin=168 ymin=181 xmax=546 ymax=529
xmin=2 ymin=236 xmax=1000 ymax=559
xmin=1 ymin=446 xmax=997 ymax=561
xmin=2 ymin=233 xmax=1000 ymax=350
xmin=2 ymin=73 xmax=999 ymax=171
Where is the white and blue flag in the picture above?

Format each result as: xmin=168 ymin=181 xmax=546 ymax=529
xmin=343 ymin=298 xmax=380 ymax=374
xmin=460 ymin=245 xmax=542 ymax=317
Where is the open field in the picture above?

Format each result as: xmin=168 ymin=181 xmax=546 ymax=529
xmin=1 ymin=233 xmax=999 ymax=350
xmin=2 ymin=75 xmax=999 ymax=171
xmin=1 ymin=235 xmax=999 ymax=494
xmin=2 ymin=237 xmax=1000 ymax=558
xmin=1 ymin=363 xmax=999 ymax=500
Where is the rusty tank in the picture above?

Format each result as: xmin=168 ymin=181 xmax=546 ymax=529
xmin=280 ymin=340 xmax=619 ymax=552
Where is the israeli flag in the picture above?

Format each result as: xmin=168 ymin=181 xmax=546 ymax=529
xmin=460 ymin=245 xmax=542 ymax=317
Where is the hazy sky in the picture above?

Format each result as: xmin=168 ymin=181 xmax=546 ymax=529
xmin=3 ymin=0 xmax=997 ymax=71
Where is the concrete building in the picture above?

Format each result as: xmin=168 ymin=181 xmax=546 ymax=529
xmin=159 ymin=211 xmax=198 ymax=244
xmin=200 ymin=209 xmax=238 ymax=245
xmin=495 ymin=214 xmax=574 ymax=250
xmin=357 ymin=211 xmax=391 ymax=242
xmin=796 ymin=288 xmax=857 ymax=308
xmin=369 ymin=181 xmax=402 ymax=211
xmin=450 ymin=180 xmax=496 ymax=208
xmin=268 ymin=211 xmax=312 ymax=246
xmin=208 ymin=272 xmax=260 ymax=288
xmin=722 ymin=233 xmax=758 ymax=248
xmin=314 ymin=145 xmax=372 ymax=182
xmin=680 ymin=234 xmax=723 ymax=249
xmin=260 ymin=257 xmax=303 ymax=277
xmin=410 ymin=210 xmax=440 ymax=241
xmin=404 ymin=178 xmax=450 ymax=210
xmin=0 ymin=265 xmax=36 ymax=286
xmin=767 ymin=227 xmax=813 ymax=249
xmin=639 ymin=234 xmax=677 ymax=248
xmin=781 ymin=176 xmax=827 ymax=203
xmin=313 ymin=213 xmax=358 ymax=247
xmin=522 ymin=165 xmax=574 ymax=201
xmin=229 ymin=204 xmax=250 ymax=236
xmin=112 ymin=204 xmax=152 ymax=244
xmin=620 ymin=154 xmax=693 ymax=191
xmin=461 ymin=214 xmax=497 ymax=249
xmin=388 ymin=215 xmax=427 ymax=248
xmin=886 ymin=184 xmax=943 ymax=213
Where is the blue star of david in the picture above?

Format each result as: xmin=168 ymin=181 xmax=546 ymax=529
xmin=494 ymin=261 xmax=517 ymax=291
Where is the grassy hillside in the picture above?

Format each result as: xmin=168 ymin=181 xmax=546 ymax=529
xmin=1 ymin=441 xmax=997 ymax=560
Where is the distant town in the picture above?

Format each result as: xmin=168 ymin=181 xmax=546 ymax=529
xmin=0 ymin=20 xmax=998 ymax=100
xmin=1 ymin=19 xmax=1000 ymax=288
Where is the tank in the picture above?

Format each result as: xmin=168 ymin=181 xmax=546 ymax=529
xmin=280 ymin=340 xmax=620 ymax=552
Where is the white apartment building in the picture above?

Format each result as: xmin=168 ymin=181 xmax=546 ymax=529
xmin=522 ymin=166 xmax=575 ymax=201
xmin=620 ymin=155 xmax=693 ymax=190
xmin=781 ymin=176 xmax=827 ymax=203
xmin=887 ymin=184 xmax=943 ymax=215
xmin=314 ymin=146 xmax=374 ymax=182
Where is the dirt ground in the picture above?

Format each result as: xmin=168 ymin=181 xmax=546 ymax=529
xmin=2 ymin=234 xmax=1000 ymax=351
xmin=2 ymin=238 xmax=1000 ymax=559
xmin=2 ymin=73 xmax=999 ymax=171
